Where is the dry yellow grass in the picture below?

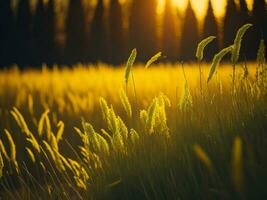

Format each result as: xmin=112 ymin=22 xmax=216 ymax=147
xmin=0 ymin=63 xmax=256 ymax=117
xmin=0 ymin=61 xmax=265 ymax=200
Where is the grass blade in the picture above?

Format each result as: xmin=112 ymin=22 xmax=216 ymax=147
xmin=119 ymin=88 xmax=132 ymax=118
xmin=193 ymin=144 xmax=214 ymax=172
xmin=231 ymin=23 xmax=253 ymax=64
xmin=196 ymin=36 xmax=216 ymax=61
xmin=207 ymin=46 xmax=233 ymax=83
xmin=231 ymin=137 xmax=243 ymax=192
xmin=257 ymin=39 xmax=266 ymax=65
xmin=145 ymin=52 xmax=162 ymax=68
xmin=125 ymin=48 xmax=137 ymax=85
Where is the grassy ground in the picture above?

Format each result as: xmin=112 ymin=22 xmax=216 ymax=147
xmin=0 ymin=61 xmax=267 ymax=199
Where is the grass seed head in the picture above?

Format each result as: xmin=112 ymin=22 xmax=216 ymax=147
xmin=119 ymin=88 xmax=132 ymax=118
xmin=193 ymin=144 xmax=214 ymax=172
xmin=196 ymin=36 xmax=216 ymax=61
xmin=231 ymin=137 xmax=244 ymax=192
xmin=207 ymin=45 xmax=234 ymax=83
xmin=125 ymin=48 xmax=137 ymax=85
xmin=145 ymin=52 xmax=162 ymax=68
xmin=231 ymin=23 xmax=253 ymax=64
xmin=257 ymin=39 xmax=266 ymax=65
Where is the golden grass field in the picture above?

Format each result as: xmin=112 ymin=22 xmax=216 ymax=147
xmin=0 ymin=61 xmax=265 ymax=199
xmin=0 ymin=24 xmax=266 ymax=199
xmin=0 ymin=63 xmax=254 ymax=127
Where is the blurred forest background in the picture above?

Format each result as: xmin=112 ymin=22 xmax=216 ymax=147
xmin=0 ymin=0 xmax=266 ymax=68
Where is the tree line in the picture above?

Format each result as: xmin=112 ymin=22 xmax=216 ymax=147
xmin=0 ymin=0 xmax=266 ymax=68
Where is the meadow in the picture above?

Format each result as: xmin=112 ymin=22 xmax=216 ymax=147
xmin=0 ymin=24 xmax=267 ymax=199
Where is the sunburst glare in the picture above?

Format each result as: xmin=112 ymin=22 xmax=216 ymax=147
xmin=158 ymin=0 xmax=255 ymax=19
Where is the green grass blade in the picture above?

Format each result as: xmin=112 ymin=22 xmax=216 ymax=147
xmin=179 ymin=80 xmax=192 ymax=111
xmin=0 ymin=151 xmax=3 ymax=178
xmin=125 ymin=48 xmax=137 ymax=85
xmin=119 ymin=88 xmax=132 ymax=118
xmin=193 ymin=144 xmax=214 ymax=172
xmin=207 ymin=46 xmax=233 ymax=83
xmin=196 ymin=36 xmax=216 ymax=61
xmin=145 ymin=52 xmax=162 ymax=68
xmin=231 ymin=137 xmax=244 ymax=192
xmin=257 ymin=39 xmax=266 ymax=65
xmin=231 ymin=23 xmax=253 ymax=63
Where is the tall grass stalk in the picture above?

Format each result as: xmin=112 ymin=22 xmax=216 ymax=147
xmin=179 ymin=63 xmax=192 ymax=112
xmin=256 ymin=39 xmax=266 ymax=85
xmin=145 ymin=52 xmax=162 ymax=68
xmin=196 ymin=36 xmax=216 ymax=95
xmin=231 ymin=24 xmax=252 ymax=89
xmin=231 ymin=137 xmax=244 ymax=194
xmin=125 ymin=49 xmax=137 ymax=103
xmin=207 ymin=46 xmax=233 ymax=83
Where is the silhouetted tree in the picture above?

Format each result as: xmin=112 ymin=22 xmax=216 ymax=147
xmin=223 ymin=0 xmax=239 ymax=47
xmin=247 ymin=0 xmax=267 ymax=59
xmin=0 ymin=0 xmax=15 ymax=67
xmin=15 ymin=0 xmax=32 ymax=67
xmin=108 ymin=0 xmax=125 ymax=65
xmin=239 ymin=0 xmax=250 ymax=25
xmin=202 ymin=0 xmax=219 ymax=60
xmin=180 ymin=0 xmax=199 ymax=61
xmin=65 ymin=0 xmax=86 ymax=64
xmin=32 ymin=0 xmax=46 ymax=66
xmin=90 ymin=0 xmax=108 ymax=63
xmin=129 ymin=0 xmax=157 ymax=62
xmin=45 ymin=0 xmax=57 ymax=66
xmin=162 ymin=0 xmax=178 ymax=62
